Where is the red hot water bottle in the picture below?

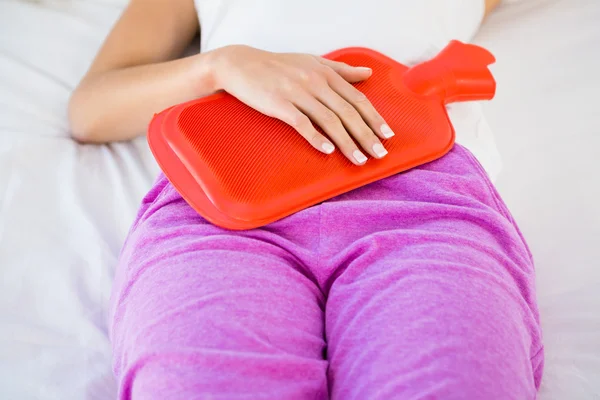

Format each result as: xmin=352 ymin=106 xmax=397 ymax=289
xmin=148 ymin=40 xmax=496 ymax=230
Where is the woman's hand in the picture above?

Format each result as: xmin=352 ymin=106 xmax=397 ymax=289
xmin=209 ymin=45 xmax=394 ymax=165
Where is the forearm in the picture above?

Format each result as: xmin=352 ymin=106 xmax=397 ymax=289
xmin=68 ymin=51 xmax=217 ymax=143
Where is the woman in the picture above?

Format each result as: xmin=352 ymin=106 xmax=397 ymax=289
xmin=69 ymin=0 xmax=544 ymax=398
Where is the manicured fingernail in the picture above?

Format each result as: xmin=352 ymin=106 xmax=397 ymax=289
xmin=381 ymin=124 xmax=395 ymax=138
xmin=356 ymin=67 xmax=372 ymax=73
xmin=372 ymin=143 xmax=388 ymax=158
xmin=353 ymin=150 xmax=368 ymax=164
xmin=322 ymin=142 xmax=335 ymax=154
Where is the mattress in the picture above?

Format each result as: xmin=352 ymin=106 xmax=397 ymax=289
xmin=0 ymin=0 xmax=598 ymax=398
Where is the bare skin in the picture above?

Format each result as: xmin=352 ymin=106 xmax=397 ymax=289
xmin=69 ymin=0 xmax=501 ymax=166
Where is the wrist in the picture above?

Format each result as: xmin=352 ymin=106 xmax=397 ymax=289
xmin=202 ymin=45 xmax=253 ymax=92
xmin=189 ymin=49 xmax=223 ymax=97
xmin=198 ymin=46 xmax=235 ymax=93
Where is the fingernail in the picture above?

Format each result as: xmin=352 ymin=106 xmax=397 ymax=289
xmin=356 ymin=67 xmax=372 ymax=73
xmin=381 ymin=124 xmax=395 ymax=138
xmin=372 ymin=143 xmax=388 ymax=158
xmin=321 ymin=142 xmax=335 ymax=154
xmin=353 ymin=150 xmax=368 ymax=164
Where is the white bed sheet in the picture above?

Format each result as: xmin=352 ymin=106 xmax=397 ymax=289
xmin=0 ymin=0 xmax=598 ymax=399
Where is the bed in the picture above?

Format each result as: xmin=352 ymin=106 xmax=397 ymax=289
xmin=1 ymin=0 xmax=598 ymax=398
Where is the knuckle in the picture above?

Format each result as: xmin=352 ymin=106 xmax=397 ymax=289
xmin=296 ymin=67 xmax=325 ymax=86
xmin=352 ymin=89 xmax=369 ymax=103
xmin=321 ymin=109 xmax=339 ymax=125
xmin=297 ymin=70 xmax=312 ymax=83
xmin=289 ymin=113 xmax=311 ymax=129
xmin=279 ymin=77 xmax=297 ymax=93
xmin=354 ymin=128 xmax=374 ymax=142
xmin=339 ymin=101 xmax=358 ymax=118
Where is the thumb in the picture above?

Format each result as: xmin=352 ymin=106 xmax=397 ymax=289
xmin=317 ymin=57 xmax=372 ymax=83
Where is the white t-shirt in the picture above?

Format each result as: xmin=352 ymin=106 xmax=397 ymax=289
xmin=194 ymin=0 xmax=502 ymax=180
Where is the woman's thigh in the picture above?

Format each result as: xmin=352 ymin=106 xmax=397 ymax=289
xmin=321 ymin=145 xmax=544 ymax=399
xmin=109 ymin=177 xmax=328 ymax=400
